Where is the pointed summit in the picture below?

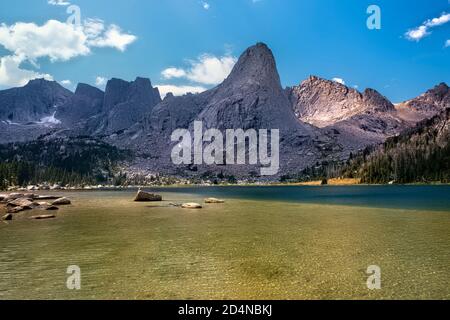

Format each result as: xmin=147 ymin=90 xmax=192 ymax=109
xmin=222 ymin=42 xmax=281 ymax=89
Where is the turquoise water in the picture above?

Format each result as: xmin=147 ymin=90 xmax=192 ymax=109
xmin=152 ymin=185 xmax=450 ymax=211
xmin=0 ymin=186 xmax=449 ymax=300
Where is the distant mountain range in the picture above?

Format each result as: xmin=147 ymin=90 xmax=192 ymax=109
xmin=0 ymin=43 xmax=448 ymax=181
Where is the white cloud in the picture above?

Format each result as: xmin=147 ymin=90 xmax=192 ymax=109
xmin=156 ymin=84 xmax=207 ymax=98
xmin=202 ymin=2 xmax=210 ymax=10
xmin=405 ymin=26 xmax=429 ymax=41
xmin=61 ymin=79 xmax=71 ymax=85
xmin=446 ymin=40 xmax=450 ymax=47
xmin=161 ymin=67 xmax=187 ymax=79
xmin=0 ymin=18 xmax=136 ymax=88
xmin=0 ymin=20 xmax=90 ymax=62
xmin=0 ymin=55 xmax=52 ymax=87
xmin=332 ymin=77 xmax=346 ymax=85
xmin=426 ymin=13 xmax=450 ymax=27
xmin=405 ymin=12 xmax=450 ymax=41
xmin=95 ymin=76 xmax=107 ymax=87
xmin=48 ymin=0 xmax=70 ymax=6
xmin=162 ymin=54 xmax=237 ymax=85
xmin=87 ymin=24 xmax=137 ymax=52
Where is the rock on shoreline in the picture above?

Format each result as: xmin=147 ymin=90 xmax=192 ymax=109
xmin=1 ymin=193 xmax=71 ymax=221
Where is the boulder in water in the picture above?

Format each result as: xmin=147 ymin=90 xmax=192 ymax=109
xmin=134 ymin=190 xmax=163 ymax=202
xmin=181 ymin=203 xmax=203 ymax=209
xmin=52 ymin=197 xmax=71 ymax=205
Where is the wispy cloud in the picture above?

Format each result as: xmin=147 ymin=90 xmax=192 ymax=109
xmin=405 ymin=12 xmax=450 ymax=41
xmin=48 ymin=0 xmax=71 ymax=6
xmin=156 ymin=84 xmax=207 ymax=98
xmin=446 ymin=39 xmax=450 ymax=47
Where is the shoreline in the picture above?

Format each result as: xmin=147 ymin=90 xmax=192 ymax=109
xmin=2 ymin=179 xmax=450 ymax=193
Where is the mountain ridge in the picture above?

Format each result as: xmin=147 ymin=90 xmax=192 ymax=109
xmin=0 ymin=42 xmax=448 ymax=180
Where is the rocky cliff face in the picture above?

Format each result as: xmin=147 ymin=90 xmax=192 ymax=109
xmin=0 ymin=79 xmax=73 ymax=144
xmin=0 ymin=79 xmax=72 ymax=124
xmin=56 ymin=83 xmax=104 ymax=127
xmin=98 ymin=77 xmax=161 ymax=134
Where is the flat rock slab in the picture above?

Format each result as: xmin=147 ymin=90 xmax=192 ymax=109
xmin=181 ymin=203 xmax=203 ymax=209
xmin=204 ymin=198 xmax=225 ymax=204
xmin=134 ymin=190 xmax=163 ymax=202
xmin=31 ymin=215 xmax=56 ymax=220
xmin=7 ymin=198 xmax=35 ymax=209
xmin=3 ymin=193 xmax=25 ymax=202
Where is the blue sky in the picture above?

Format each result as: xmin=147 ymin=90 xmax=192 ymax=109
xmin=0 ymin=0 xmax=449 ymax=102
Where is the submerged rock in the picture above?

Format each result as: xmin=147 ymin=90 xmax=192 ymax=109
xmin=7 ymin=206 xmax=26 ymax=214
xmin=35 ymin=195 xmax=61 ymax=200
xmin=168 ymin=202 xmax=182 ymax=207
xmin=2 ymin=213 xmax=13 ymax=221
xmin=31 ymin=214 xmax=56 ymax=220
xmin=52 ymin=197 xmax=71 ymax=205
xmin=134 ymin=190 xmax=163 ymax=202
xmin=204 ymin=198 xmax=225 ymax=204
xmin=38 ymin=204 xmax=59 ymax=211
xmin=181 ymin=203 xmax=203 ymax=209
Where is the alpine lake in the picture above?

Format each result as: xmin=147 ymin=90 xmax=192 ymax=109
xmin=0 ymin=185 xmax=449 ymax=300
